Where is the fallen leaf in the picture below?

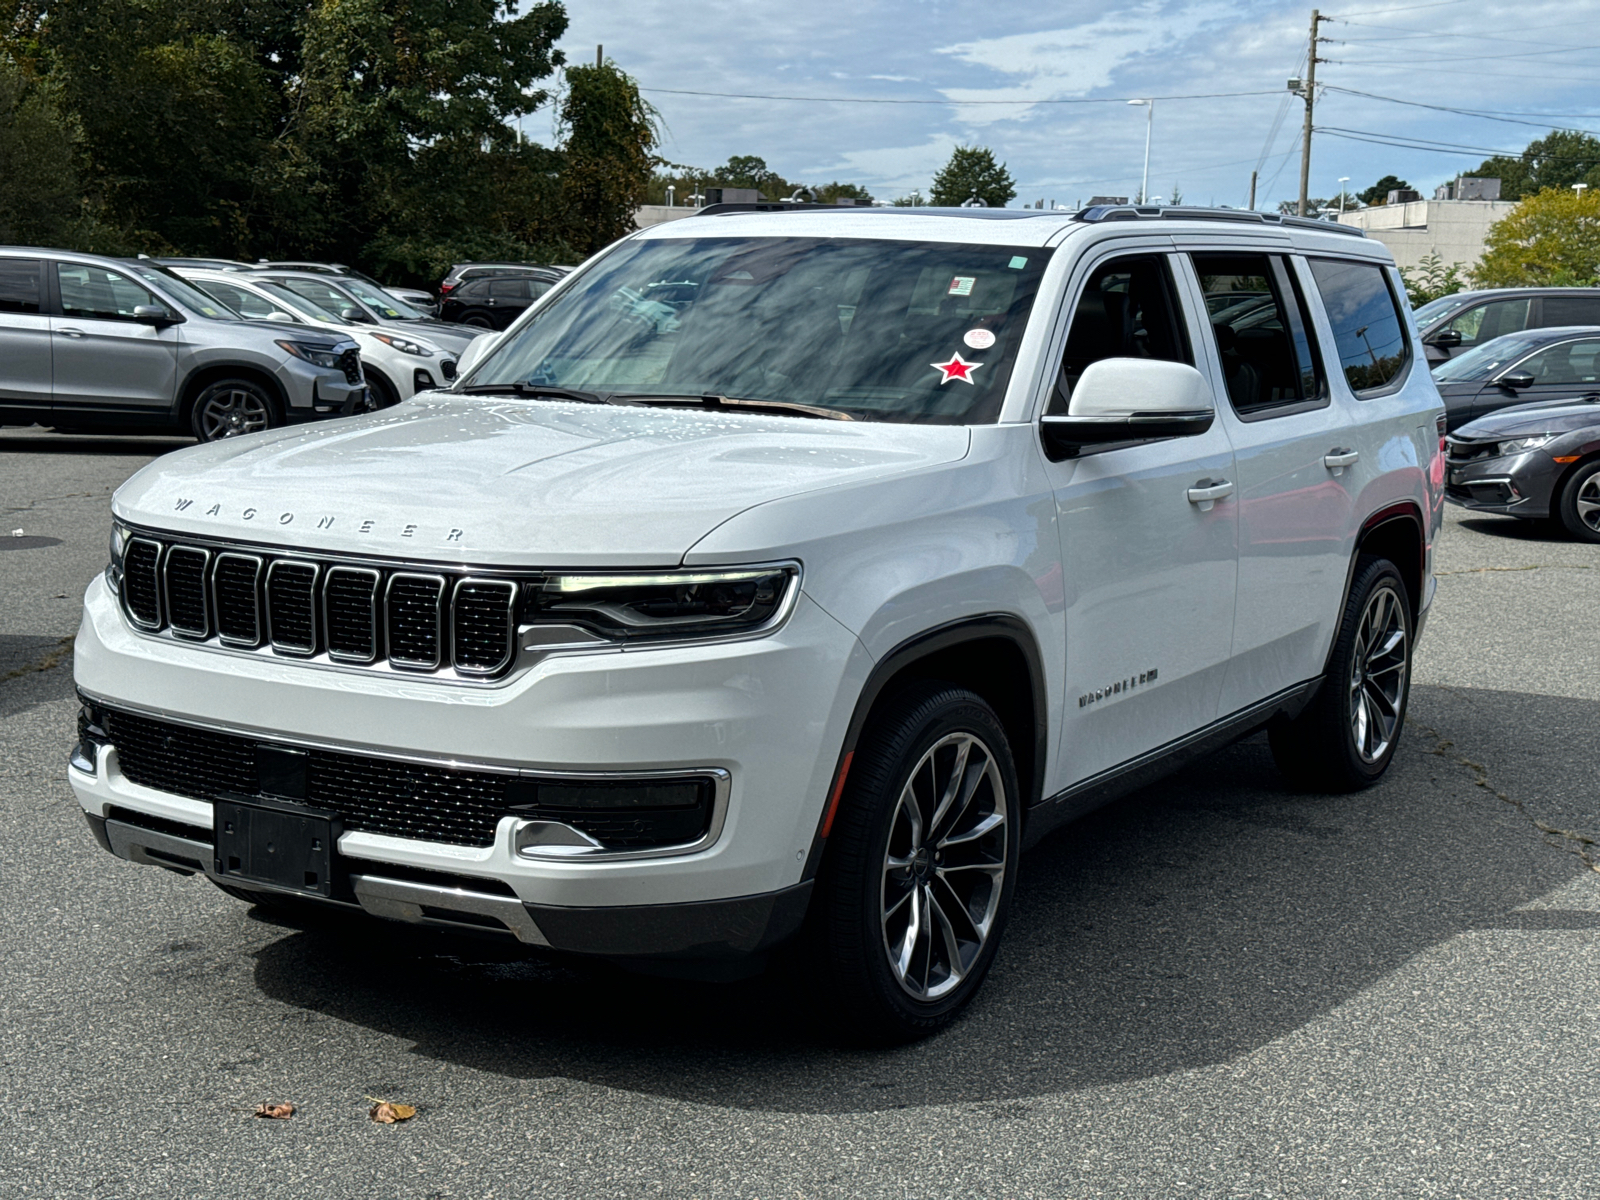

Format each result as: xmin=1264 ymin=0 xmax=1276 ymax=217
xmin=253 ymin=1102 xmax=295 ymax=1119
xmin=368 ymin=1101 xmax=417 ymax=1124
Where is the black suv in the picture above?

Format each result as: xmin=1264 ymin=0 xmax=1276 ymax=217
xmin=1413 ymin=287 xmax=1600 ymax=365
xmin=437 ymin=262 xmax=566 ymax=302
xmin=438 ymin=271 xmax=561 ymax=329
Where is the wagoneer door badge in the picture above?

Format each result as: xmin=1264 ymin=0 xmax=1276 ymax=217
xmin=1079 ymin=668 xmax=1159 ymax=709
xmin=169 ymin=498 xmax=465 ymax=544
xmin=931 ymin=353 xmax=982 ymax=385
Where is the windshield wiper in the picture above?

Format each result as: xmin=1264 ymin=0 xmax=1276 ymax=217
xmin=624 ymin=393 xmax=855 ymax=421
xmin=458 ymin=382 xmax=617 ymax=405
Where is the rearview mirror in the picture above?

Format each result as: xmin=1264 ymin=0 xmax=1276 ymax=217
xmin=1497 ymin=371 xmax=1534 ymax=390
xmin=1040 ymin=358 xmax=1215 ymax=460
xmin=1427 ymin=328 xmax=1463 ymax=349
xmin=132 ymin=305 xmax=179 ymax=327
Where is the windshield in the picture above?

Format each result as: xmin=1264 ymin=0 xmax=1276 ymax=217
xmin=259 ymin=281 xmax=344 ymax=323
xmin=467 ymin=236 xmax=1051 ymax=424
xmin=127 ymin=263 xmax=238 ymax=320
xmin=1412 ymin=292 xmax=1474 ymax=327
xmin=1432 ymin=332 xmax=1546 ymax=382
xmin=341 ymin=278 xmax=425 ymax=319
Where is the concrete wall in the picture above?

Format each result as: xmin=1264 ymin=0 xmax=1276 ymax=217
xmin=634 ymin=205 xmax=698 ymax=230
xmin=1336 ymin=199 xmax=1517 ymax=272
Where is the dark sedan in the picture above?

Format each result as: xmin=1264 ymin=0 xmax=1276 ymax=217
xmin=1431 ymin=325 xmax=1600 ymax=432
xmin=438 ymin=272 xmax=559 ymax=329
xmin=1445 ymin=396 xmax=1600 ymax=541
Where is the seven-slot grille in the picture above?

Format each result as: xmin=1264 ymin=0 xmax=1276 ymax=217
xmin=339 ymin=347 xmax=364 ymax=385
xmin=117 ymin=535 xmax=520 ymax=680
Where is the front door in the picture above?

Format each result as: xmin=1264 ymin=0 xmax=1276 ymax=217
xmin=1040 ymin=248 xmax=1239 ymax=786
xmin=1181 ymin=250 xmax=1358 ymax=712
xmin=50 ymin=262 xmax=179 ymax=413
xmin=1476 ymin=335 xmax=1600 ymax=422
xmin=0 ymin=258 xmax=52 ymax=411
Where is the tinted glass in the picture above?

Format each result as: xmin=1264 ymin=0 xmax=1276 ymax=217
xmin=1431 ymin=331 xmax=1548 ymax=382
xmin=198 ymin=281 xmax=284 ymax=321
xmin=277 ymin=277 xmax=362 ymax=316
xmin=1052 ymin=254 xmax=1190 ymax=413
xmin=124 ymin=263 xmax=234 ymax=319
xmin=56 ymin=264 xmax=160 ymax=321
xmin=1541 ymin=295 xmax=1600 ymax=327
xmin=459 ymin=280 xmax=490 ymax=298
xmin=258 ymin=281 xmax=343 ymax=323
xmin=1307 ymin=259 xmax=1408 ymax=392
xmin=342 ymin=279 xmax=424 ymax=319
xmin=1194 ymin=253 xmax=1322 ymax=414
xmin=1412 ymin=292 xmax=1474 ymax=327
xmin=0 ymin=259 xmax=42 ymax=314
xmin=1444 ymin=297 xmax=1531 ymax=348
xmin=529 ymin=279 xmax=555 ymax=299
xmin=488 ymin=279 xmax=526 ymax=300
xmin=474 ymin=236 xmax=1051 ymax=424
xmin=1515 ymin=338 xmax=1600 ymax=385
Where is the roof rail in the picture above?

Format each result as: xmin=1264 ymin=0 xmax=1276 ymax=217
xmin=1074 ymin=204 xmax=1366 ymax=238
xmin=694 ymin=201 xmax=857 ymax=216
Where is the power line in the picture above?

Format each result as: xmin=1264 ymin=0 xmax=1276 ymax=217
xmin=1326 ymin=0 xmax=1475 ymax=15
xmin=636 ymin=86 xmax=1283 ymax=106
xmin=1317 ymin=126 xmax=1600 ymax=161
xmin=1323 ymin=85 xmax=1600 ymax=133
xmin=1329 ymin=44 xmax=1600 ymax=65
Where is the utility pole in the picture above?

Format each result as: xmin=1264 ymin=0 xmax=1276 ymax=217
xmin=1248 ymin=170 xmax=1258 ymax=210
xmin=596 ymin=44 xmax=603 ymax=68
xmin=1297 ymin=9 xmax=1323 ymax=217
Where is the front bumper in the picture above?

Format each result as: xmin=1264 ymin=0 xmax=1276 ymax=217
xmin=1443 ymin=448 xmax=1560 ymax=518
xmin=276 ymin=359 xmax=368 ymax=421
xmin=70 ymin=573 xmax=867 ymax=940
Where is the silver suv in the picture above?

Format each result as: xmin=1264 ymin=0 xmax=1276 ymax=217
xmin=0 ymin=249 xmax=368 ymax=440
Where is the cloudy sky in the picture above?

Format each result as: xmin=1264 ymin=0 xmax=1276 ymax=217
xmin=552 ymin=0 xmax=1600 ymax=208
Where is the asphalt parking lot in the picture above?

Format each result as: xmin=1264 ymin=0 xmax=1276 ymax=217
xmin=2 ymin=426 xmax=1598 ymax=1199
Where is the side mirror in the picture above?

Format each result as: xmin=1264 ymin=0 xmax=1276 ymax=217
xmin=1040 ymin=358 xmax=1215 ymax=460
xmin=264 ymin=311 xmax=295 ymax=323
xmin=1497 ymin=371 xmax=1534 ymax=390
xmin=132 ymin=305 xmax=179 ymax=327
xmin=1426 ymin=328 xmax=1463 ymax=349
xmin=340 ymin=306 xmax=374 ymax=324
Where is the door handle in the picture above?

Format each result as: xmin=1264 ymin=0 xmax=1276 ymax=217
xmin=56 ymin=327 xmax=86 ymax=339
xmin=1323 ymin=448 xmax=1360 ymax=474
xmin=1186 ymin=479 xmax=1234 ymax=511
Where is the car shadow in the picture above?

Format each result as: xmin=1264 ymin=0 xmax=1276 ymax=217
xmin=1457 ymin=515 xmax=1569 ymax=542
xmin=248 ymin=684 xmax=1595 ymax=1114
xmin=0 ymin=432 xmax=194 ymax=456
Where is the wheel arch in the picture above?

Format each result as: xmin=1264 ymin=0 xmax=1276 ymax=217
xmin=1550 ymin=444 xmax=1600 ymax=520
xmin=1351 ymin=502 xmax=1426 ymax=621
xmin=803 ymin=613 xmax=1048 ymax=881
xmin=177 ymin=364 xmax=288 ymax=428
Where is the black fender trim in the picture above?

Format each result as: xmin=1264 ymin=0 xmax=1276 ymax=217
xmin=526 ymin=881 xmax=813 ymax=963
xmin=800 ymin=613 xmax=1049 ymax=882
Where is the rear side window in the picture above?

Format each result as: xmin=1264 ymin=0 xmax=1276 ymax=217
xmin=1541 ymin=295 xmax=1600 ymax=327
xmin=0 ymin=259 xmax=42 ymax=314
xmin=1307 ymin=259 xmax=1409 ymax=394
xmin=1193 ymin=253 xmax=1323 ymax=416
xmin=488 ymin=279 xmax=527 ymax=300
xmin=1052 ymin=254 xmax=1191 ymax=413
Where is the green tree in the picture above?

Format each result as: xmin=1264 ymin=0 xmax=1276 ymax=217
xmin=0 ymin=56 xmax=83 ymax=245
xmin=1472 ymin=186 xmax=1600 ymax=287
xmin=1359 ymin=175 xmax=1409 ymax=205
xmin=1398 ymin=252 xmax=1469 ymax=307
xmin=558 ymin=60 xmax=659 ymax=256
xmin=1471 ymin=131 xmax=1600 ymax=201
xmin=814 ymin=180 xmax=874 ymax=205
xmin=929 ymin=146 xmax=1016 ymax=208
xmin=714 ymin=155 xmax=789 ymax=194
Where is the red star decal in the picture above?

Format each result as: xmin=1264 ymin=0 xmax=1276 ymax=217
xmin=930 ymin=352 xmax=983 ymax=385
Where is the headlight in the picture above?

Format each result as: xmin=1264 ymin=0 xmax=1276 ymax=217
xmin=106 ymin=520 xmax=129 ymax=590
xmin=369 ymin=332 xmax=434 ymax=357
xmin=521 ymin=565 xmax=798 ymax=643
xmin=275 ymin=339 xmax=345 ymax=369
xmin=1496 ymin=434 xmax=1552 ymax=456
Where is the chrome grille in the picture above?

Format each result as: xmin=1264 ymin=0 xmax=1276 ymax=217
xmin=163 ymin=546 xmax=210 ymax=639
xmin=387 ymin=574 xmax=445 ymax=669
xmin=325 ymin=567 xmax=380 ymax=662
xmin=124 ymin=539 xmax=163 ymax=628
xmin=265 ymin=561 xmax=319 ymax=655
xmin=213 ymin=554 xmax=262 ymax=646
xmin=116 ymin=534 xmax=523 ymax=681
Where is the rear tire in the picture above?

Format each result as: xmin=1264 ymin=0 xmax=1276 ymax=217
xmin=1270 ymin=555 xmax=1412 ymax=792
xmin=812 ymin=683 xmax=1020 ymax=1043
xmin=366 ymin=370 xmax=400 ymax=411
xmin=461 ymin=313 xmax=494 ymax=329
xmin=189 ymin=378 xmax=280 ymax=442
xmin=1557 ymin=459 xmax=1600 ymax=543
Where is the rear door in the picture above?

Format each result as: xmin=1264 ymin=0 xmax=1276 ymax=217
xmin=1537 ymin=293 xmax=1600 ymax=330
xmin=486 ymin=278 xmax=529 ymax=329
xmin=1178 ymin=249 xmax=1356 ymax=711
xmin=0 ymin=257 xmax=52 ymax=411
xmin=49 ymin=262 xmax=180 ymax=414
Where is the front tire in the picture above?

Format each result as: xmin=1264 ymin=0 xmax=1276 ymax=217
xmin=1270 ymin=555 xmax=1412 ymax=791
xmin=813 ymin=684 xmax=1020 ymax=1043
xmin=461 ymin=313 xmax=494 ymax=329
xmin=189 ymin=379 xmax=280 ymax=442
xmin=1557 ymin=459 xmax=1600 ymax=543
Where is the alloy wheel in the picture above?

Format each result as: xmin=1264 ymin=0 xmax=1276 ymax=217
xmin=1348 ymin=583 xmax=1408 ymax=763
xmin=1574 ymin=474 xmax=1600 ymax=533
xmin=197 ymin=388 xmax=270 ymax=440
xmin=880 ymin=731 xmax=1008 ymax=1000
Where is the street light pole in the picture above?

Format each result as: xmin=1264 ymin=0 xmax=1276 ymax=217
xmin=1339 ymin=176 xmax=1350 ymax=215
xmin=1128 ymin=99 xmax=1153 ymax=203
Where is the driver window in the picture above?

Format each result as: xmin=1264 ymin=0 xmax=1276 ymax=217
xmin=1050 ymin=255 xmax=1191 ymax=413
xmin=1445 ymin=297 xmax=1531 ymax=348
xmin=56 ymin=264 xmax=159 ymax=321
xmin=1516 ymin=339 xmax=1600 ymax=385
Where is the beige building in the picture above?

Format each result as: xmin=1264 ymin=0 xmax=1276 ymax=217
xmin=634 ymin=204 xmax=698 ymax=229
xmin=1336 ymin=199 xmax=1517 ymax=273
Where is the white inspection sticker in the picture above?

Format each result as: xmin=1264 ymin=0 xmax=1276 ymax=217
xmin=963 ymin=328 xmax=996 ymax=350
xmin=948 ymin=276 xmax=975 ymax=296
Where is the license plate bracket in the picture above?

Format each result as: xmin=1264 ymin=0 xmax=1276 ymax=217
xmin=214 ymin=795 xmax=340 ymax=898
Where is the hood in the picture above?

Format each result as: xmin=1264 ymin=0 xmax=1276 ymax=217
xmin=111 ymin=397 xmax=971 ymax=567
xmin=1454 ymin=397 xmax=1600 ymax=439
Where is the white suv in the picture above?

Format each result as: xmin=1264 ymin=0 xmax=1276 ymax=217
xmin=70 ymin=205 xmax=1444 ymax=1040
